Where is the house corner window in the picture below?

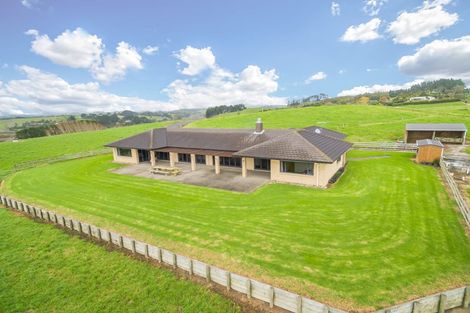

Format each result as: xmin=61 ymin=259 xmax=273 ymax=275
xmin=117 ymin=148 xmax=132 ymax=157
xmin=280 ymin=161 xmax=314 ymax=175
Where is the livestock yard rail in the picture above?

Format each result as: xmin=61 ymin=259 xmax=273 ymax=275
xmin=353 ymin=142 xmax=417 ymax=151
xmin=1 ymin=195 xmax=469 ymax=313
xmin=440 ymin=161 xmax=470 ymax=229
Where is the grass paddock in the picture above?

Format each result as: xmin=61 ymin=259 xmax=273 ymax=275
xmin=188 ymin=102 xmax=470 ymax=142
xmin=0 ymin=209 xmax=240 ymax=313
xmin=3 ymin=150 xmax=470 ymax=310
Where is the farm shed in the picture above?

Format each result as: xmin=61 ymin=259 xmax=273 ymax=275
xmin=405 ymin=123 xmax=467 ymax=144
xmin=416 ymin=139 xmax=444 ymax=164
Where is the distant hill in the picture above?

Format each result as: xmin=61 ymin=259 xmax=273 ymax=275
xmin=16 ymin=120 xmax=105 ymax=139
xmin=289 ymin=79 xmax=469 ymax=107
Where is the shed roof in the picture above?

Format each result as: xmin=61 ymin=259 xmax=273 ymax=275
xmin=416 ymin=139 xmax=445 ymax=148
xmin=406 ymin=123 xmax=467 ymax=132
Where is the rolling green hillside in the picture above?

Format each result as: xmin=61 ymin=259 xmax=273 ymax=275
xmin=189 ymin=102 xmax=470 ymax=142
xmin=0 ymin=208 xmax=239 ymax=313
xmin=0 ymin=121 xmax=172 ymax=179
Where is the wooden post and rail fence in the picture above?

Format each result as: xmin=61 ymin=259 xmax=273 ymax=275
xmin=352 ymin=142 xmax=417 ymax=151
xmin=1 ymin=195 xmax=469 ymax=313
xmin=440 ymin=161 xmax=470 ymax=229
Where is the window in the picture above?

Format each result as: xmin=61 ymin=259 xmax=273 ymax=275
xmin=219 ymin=156 xmax=241 ymax=167
xmin=196 ymin=155 xmax=206 ymax=164
xmin=254 ymin=158 xmax=270 ymax=171
xmin=178 ymin=153 xmax=191 ymax=162
xmin=117 ymin=148 xmax=132 ymax=157
xmin=281 ymin=161 xmax=314 ymax=175
xmin=138 ymin=150 xmax=150 ymax=162
xmin=156 ymin=152 xmax=170 ymax=161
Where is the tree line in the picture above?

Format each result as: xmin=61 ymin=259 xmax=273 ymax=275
xmin=205 ymin=104 xmax=246 ymax=118
xmin=288 ymin=79 xmax=469 ymax=108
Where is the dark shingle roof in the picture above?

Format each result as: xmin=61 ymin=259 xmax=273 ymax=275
xmin=302 ymin=126 xmax=347 ymax=139
xmin=164 ymin=128 xmax=288 ymax=151
xmin=406 ymin=123 xmax=467 ymax=132
xmin=105 ymin=131 xmax=152 ymax=150
xmin=416 ymin=139 xmax=444 ymax=148
xmin=233 ymin=130 xmax=351 ymax=162
xmin=106 ymin=126 xmax=351 ymax=163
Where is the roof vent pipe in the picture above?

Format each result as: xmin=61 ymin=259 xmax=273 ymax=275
xmin=254 ymin=118 xmax=264 ymax=134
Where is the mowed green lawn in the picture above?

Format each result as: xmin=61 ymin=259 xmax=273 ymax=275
xmin=0 ymin=209 xmax=240 ymax=313
xmin=188 ymin=102 xmax=470 ymax=142
xmin=0 ymin=121 xmax=172 ymax=179
xmin=3 ymin=150 xmax=470 ymax=310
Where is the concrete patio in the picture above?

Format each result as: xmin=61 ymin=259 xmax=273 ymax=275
xmin=111 ymin=161 xmax=271 ymax=192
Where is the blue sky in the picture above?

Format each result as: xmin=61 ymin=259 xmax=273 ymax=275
xmin=0 ymin=0 xmax=469 ymax=116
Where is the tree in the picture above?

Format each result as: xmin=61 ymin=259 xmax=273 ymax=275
xmin=206 ymin=104 xmax=246 ymax=118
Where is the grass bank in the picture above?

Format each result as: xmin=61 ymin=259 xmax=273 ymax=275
xmin=0 ymin=208 xmax=240 ymax=313
xmin=3 ymin=150 xmax=469 ymax=310
xmin=188 ymin=102 xmax=470 ymax=142
xmin=0 ymin=121 xmax=172 ymax=179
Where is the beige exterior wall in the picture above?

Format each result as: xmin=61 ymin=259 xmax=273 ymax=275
xmin=316 ymin=159 xmax=343 ymax=187
xmin=169 ymin=152 xmax=178 ymax=167
xmin=205 ymin=155 xmax=214 ymax=166
xmin=245 ymin=157 xmax=254 ymax=170
xmin=270 ymin=159 xmax=317 ymax=186
xmin=269 ymin=152 xmax=346 ymax=187
xmin=112 ymin=147 xmax=139 ymax=164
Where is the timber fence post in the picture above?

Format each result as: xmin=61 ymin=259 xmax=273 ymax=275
xmin=268 ymin=286 xmax=274 ymax=308
xmin=226 ymin=272 xmax=231 ymax=291
xmin=438 ymin=294 xmax=447 ymax=313
xmin=464 ymin=287 xmax=470 ymax=308
xmin=246 ymin=279 xmax=251 ymax=299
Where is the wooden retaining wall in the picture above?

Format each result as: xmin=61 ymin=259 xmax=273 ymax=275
xmin=1 ymin=195 xmax=468 ymax=313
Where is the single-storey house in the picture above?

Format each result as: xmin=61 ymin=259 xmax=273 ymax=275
xmin=105 ymin=119 xmax=352 ymax=187
xmin=405 ymin=123 xmax=467 ymax=144
xmin=416 ymin=139 xmax=444 ymax=164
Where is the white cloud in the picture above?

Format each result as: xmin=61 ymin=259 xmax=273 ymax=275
xmin=21 ymin=0 xmax=38 ymax=8
xmin=26 ymin=28 xmax=103 ymax=68
xmin=0 ymin=63 xmax=285 ymax=117
xmin=0 ymin=66 xmax=176 ymax=116
xmin=24 ymin=29 xmax=39 ymax=37
xmin=398 ymin=36 xmax=470 ymax=84
xmin=305 ymin=72 xmax=327 ymax=83
xmin=164 ymin=65 xmax=285 ymax=108
xmin=91 ymin=42 xmax=143 ymax=83
xmin=338 ymin=69 xmax=345 ymax=74
xmin=363 ymin=0 xmax=387 ymax=16
xmin=337 ymin=79 xmax=424 ymax=96
xmin=331 ymin=2 xmax=340 ymax=16
xmin=26 ymin=28 xmax=143 ymax=83
xmin=387 ymin=0 xmax=458 ymax=45
xmin=341 ymin=18 xmax=381 ymax=43
xmin=174 ymin=46 xmax=216 ymax=76
xmin=143 ymin=45 xmax=159 ymax=55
